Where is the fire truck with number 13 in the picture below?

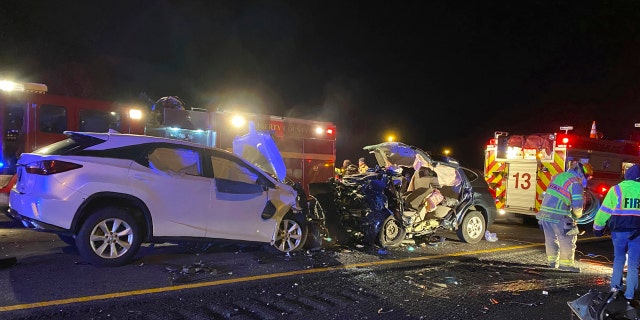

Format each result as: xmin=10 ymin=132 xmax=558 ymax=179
xmin=484 ymin=122 xmax=640 ymax=224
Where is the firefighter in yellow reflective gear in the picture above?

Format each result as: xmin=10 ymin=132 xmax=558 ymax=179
xmin=536 ymin=161 xmax=593 ymax=273
xmin=593 ymin=163 xmax=640 ymax=305
xmin=358 ymin=157 xmax=369 ymax=174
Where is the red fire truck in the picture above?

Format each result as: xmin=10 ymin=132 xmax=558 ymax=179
xmin=484 ymin=123 xmax=640 ymax=224
xmin=0 ymin=81 xmax=146 ymax=207
xmin=0 ymin=86 xmax=336 ymax=207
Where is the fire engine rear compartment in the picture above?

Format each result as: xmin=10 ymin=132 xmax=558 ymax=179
xmin=485 ymin=130 xmax=640 ymax=224
xmin=503 ymin=160 xmax=538 ymax=214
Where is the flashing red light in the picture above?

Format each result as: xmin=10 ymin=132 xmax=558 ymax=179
xmin=327 ymin=128 xmax=334 ymax=135
xmin=556 ymin=134 xmax=570 ymax=145
xmin=594 ymin=183 xmax=609 ymax=196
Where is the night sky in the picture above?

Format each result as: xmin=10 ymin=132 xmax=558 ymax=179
xmin=2 ymin=1 xmax=640 ymax=168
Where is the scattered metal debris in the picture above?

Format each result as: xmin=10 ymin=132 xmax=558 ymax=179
xmin=485 ymin=231 xmax=498 ymax=242
xmin=165 ymin=260 xmax=219 ymax=283
xmin=377 ymin=307 xmax=393 ymax=314
xmin=523 ymin=269 xmax=542 ymax=275
xmin=444 ymin=276 xmax=458 ymax=285
xmin=507 ymin=301 xmax=542 ymax=306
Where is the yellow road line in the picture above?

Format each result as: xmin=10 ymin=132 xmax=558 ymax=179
xmin=0 ymin=237 xmax=602 ymax=313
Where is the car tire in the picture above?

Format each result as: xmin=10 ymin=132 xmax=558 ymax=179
xmin=457 ymin=210 xmax=486 ymax=244
xmin=273 ymin=213 xmax=308 ymax=253
xmin=377 ymin=216 xmax=406 ymax=247
xmin=76 ymin=206 xmax=142 ymax=267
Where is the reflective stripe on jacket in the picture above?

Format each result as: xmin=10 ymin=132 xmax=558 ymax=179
xmin=537 ymin=171 xmax=584 ymax=223
xmin=593 ymin=180 xmax=640 ymax=232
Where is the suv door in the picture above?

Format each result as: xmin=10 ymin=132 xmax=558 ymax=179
xmin=129 ymin=145 xmax=211 ymax=237
xmin=206 ymin=151 xmax=277 ymax=243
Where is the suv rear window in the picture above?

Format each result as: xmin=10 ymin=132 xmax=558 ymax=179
xmin=33 ymin=133 xmax=105 ymax=155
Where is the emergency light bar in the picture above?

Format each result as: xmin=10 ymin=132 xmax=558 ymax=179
xmin=0 ymin=80 xmax=47 ymax=93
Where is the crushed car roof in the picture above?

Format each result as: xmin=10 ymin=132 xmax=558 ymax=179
xmin=363 ymin=141 xmax=459 ymax=168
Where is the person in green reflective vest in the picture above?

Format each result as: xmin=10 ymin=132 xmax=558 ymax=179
xmin=593 ymin=163 xmax=640 ymax=306
xmin=536 ymin=161 xmax=593 ymax=273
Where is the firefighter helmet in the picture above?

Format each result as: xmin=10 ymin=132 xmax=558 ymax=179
xmin=625 ymin=164 xmax=640 ymax=181
xmin=570 ymin=162 xmax=593 ymax=180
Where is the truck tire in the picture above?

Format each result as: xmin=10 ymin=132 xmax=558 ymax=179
xmin=457 ymin=210 xmax=486 ymax=244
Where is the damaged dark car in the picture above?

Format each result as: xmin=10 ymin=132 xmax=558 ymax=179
xmin=309 ymin=142 xmax=498 ymax=247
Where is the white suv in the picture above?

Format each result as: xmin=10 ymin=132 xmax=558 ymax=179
xmin=8 ymin=125 xmax=310 ymax=267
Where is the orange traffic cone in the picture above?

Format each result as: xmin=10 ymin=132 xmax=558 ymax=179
xmin=590 ymin=121 xmax=597 ymax=139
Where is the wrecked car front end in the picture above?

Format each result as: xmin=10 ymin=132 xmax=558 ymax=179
xmin=311 ymin=141 xmax=496 ymax=248
xmin=309 ymin=168 xmax=399 ymax=246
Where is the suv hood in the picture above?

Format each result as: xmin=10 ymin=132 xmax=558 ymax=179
xmin=232 ymin=121 xmax=287 ymax=182
xmin=363 ymin=142 xmax=432 ymax=168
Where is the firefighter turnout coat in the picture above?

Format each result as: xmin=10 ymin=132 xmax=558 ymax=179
xmin=537 ymin=171 xmax=585 ymax=223
xmin=593 ymin=180 xmax=640 ymax=233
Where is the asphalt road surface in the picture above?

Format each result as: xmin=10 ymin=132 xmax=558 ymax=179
xmin=0 ymin=213 xmax=619 ymax=320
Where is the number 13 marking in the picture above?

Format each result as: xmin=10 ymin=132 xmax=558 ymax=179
xmin=512 ymin=172 xmax=532 ymax=190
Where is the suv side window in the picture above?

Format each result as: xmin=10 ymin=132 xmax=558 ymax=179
xmin=148 ymin=147 xmax=201 ymax=176
xmin=210 ymin=156 xmax=258 ymax=184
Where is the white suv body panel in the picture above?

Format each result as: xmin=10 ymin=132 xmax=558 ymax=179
xmin=9 ymin=130 xmax=300 ymax=241
xmin=10 ymin=177 xmax=86 ymax=230
xmin=128 ymin=161 xmax=211 ymax=237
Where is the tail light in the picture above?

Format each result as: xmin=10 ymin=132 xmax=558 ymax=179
xmin=24 ymin=160 xmax=83 ymax=175
xmin=593 ymin=183 xmax=610 ymax=197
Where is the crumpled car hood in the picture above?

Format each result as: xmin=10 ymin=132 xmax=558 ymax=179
xmin=232 ymin=121 xmax=287 ymax=182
